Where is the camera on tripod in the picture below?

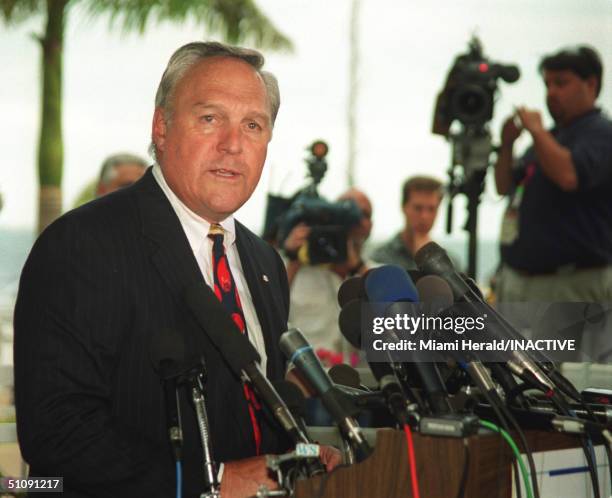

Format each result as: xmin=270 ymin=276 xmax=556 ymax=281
xmin=267 ymin=140 xmax=362 ymax=265
xmin=432 ymin=36 xmax=520 ymax=277
xmin=433 ymin=36 xmax=519 ymax=135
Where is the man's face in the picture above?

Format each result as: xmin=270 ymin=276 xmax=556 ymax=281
xmin=544 ymin=69 xmax=597 ymax=125
xmin=403 ymin=190 xmax=441 ymax=236
xmin=97 ymin=163 xmax=146 ymax=196
xmin=152 ymin=56 xmax=272 ymax=222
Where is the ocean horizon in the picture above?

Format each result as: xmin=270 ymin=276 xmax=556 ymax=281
xmin=0 ymin=227 xmax=501 ymax=307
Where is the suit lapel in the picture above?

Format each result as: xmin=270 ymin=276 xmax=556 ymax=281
xmin=235 ymin=222 xmax=282 ymax=378
xmin=136 ymin=169 xmax=203 ymax=297
xmin=135 ymin=170 xmax=255 ymax=452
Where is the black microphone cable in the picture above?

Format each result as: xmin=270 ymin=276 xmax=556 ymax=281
xmin=455 ymin=438 xmax=470 ymax=498
xmin=550 ymin=393 xmax=601 ymax=498
xmin=579 ymin=396 xmax=612 ymax=495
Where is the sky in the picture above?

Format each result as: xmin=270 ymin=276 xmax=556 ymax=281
xmin=1 ymin=0 xmax=611 ymax=249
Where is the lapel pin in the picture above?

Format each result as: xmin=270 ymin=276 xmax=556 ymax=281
xmin=262 ymin=274 xmax=269 ymax=283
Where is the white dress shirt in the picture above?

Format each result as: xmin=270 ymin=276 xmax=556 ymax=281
xmin=152 ymin=164 xmax=267 ymax=373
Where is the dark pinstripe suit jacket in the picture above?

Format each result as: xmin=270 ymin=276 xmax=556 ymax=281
xmin=14 ymin=169 xmax=291 ymax=497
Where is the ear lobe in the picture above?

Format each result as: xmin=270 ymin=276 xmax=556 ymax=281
xmin=152 ymin=108 xmax=167 ymax=154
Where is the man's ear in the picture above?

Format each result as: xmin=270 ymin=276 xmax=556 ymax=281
xmin=152 ymin=107 xmax=167 ymax=155
xmin=585 ymin=75 xmax=599 ymax=98
xmin=95 ymin=184 xmax=106 ymax=198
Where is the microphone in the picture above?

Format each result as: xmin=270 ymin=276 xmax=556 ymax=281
xmin=368 ymin=361 xmax=411 ymax=426
xmin=150 ymin=329 xmax=185 ymax=462
xmin=273 ymin=380 xmax=309 ymax=432
xmin=364 ymin=264 xmax=419 ymax=304
xmin=329 ymin=364 xmax=367 ymax=391
xmin=415 ymin=242 xmax=557 ymax=393
xmin=364 ymin=265 xmax=453 ymax=415
xmin=337 ymin=276 xmax=365 ymax=308
xmin=272 ymin=380 xmax=326 ymax=477
xmin=414 ymin=274 xmax=454 ymax=314
xmin=279 ymin=329 xmax=372 ymax=460
xmin=337 ymin=299 xmax=421 ymax=419
xmin=184 ymin=282 xmax=310 ymax=446
xmin=338 ymin=299 xmax=363 ymax=349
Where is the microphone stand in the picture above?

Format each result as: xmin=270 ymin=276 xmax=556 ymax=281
xmin=181 ymin=359 xmax=221 ymax=498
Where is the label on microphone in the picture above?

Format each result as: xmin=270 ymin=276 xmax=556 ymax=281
xmin=360 ymin=301 xmax=611 ymax=364
xmin=295 ymin=443 xmax=321 ymax=458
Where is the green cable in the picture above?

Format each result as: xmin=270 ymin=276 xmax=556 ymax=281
xmin=480 ymin=419 xmax=535 ymax=498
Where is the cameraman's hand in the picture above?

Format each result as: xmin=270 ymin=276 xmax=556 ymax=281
xmin=346 ymin=236 xmax=362 ymax=270
xmin=517 ymin=107 xmax=545 ymax=136
xmin=500 ymin=115 xmax=522 ymax=146
xmin=283 ymin=223 xmax=310 ymax=254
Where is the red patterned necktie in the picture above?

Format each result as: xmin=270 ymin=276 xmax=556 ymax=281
xmin=208 ymin=223 xmax=262 ymax=455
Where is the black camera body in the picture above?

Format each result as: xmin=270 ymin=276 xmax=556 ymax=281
xmin=275 ymin=141 xmax=362 ymax=265
xmin=433 ymin=36 xmax=519 ymax=134
xmin=279 ymin=194 xmax=362 ymax=264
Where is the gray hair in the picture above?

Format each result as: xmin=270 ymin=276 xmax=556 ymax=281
xmin=98 ymin=153 xmax=148 ymax=186
xmin=150 ymin=41 xmax=280 ymax=159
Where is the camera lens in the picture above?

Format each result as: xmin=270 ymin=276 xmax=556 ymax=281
xmin=451 ymin=84 xmax=492 ymax=125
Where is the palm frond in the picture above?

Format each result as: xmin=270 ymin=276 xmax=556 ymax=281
xmin=0 ymin=0 xmax=44 ymax=24
xmin=81 ymin=0 xmax=292 ymax=51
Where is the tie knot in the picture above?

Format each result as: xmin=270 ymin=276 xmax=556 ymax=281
xmin=208 ymin=223 xmax=224 ymax=240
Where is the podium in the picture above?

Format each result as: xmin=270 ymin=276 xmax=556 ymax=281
xmin=294 ymin=428 xmax=583 ymax=498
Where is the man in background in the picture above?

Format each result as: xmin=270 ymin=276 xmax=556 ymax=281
xmin=371 ymin=175 xmax=443 ymax=270
xmin=283 ymin=188 xmax=373 ymax=357
xmin=73 ymin=153 xmax=148 ymax=207
xmin=95 ymin=153 xmax=148 ymax=197
xmin=494 ymin=45 xmax=612 ymax=303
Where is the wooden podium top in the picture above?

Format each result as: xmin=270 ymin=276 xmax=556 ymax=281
xmin=294 ymin=428 xmax=584 ymax=498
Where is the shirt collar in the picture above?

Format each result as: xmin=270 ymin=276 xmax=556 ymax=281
xmin=554 ymin=107 xmax=601 ymax=133
xmin=152 ymin=163 xmax=236 ymax=252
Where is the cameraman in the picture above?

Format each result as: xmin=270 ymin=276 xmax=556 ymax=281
xmin=283 ymin=188 xmax=373 ymax=355
xmin=495 ymin=45 xmax=612 ymax=303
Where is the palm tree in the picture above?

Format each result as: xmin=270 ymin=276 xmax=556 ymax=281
xmin=1 ymin=0 xmax=292 ymax=233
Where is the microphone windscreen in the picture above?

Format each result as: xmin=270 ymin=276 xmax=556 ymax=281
xmin=364 ymin=265 xmax=419 ymax=303
xmin=184 ymin=282 xmax=260 ymax=377
xmin=150 ymin=328 xmax=187 ymax=379
xmin=337 ymin=276 xmax=365 ymax=307
xmin=414 ymin=241 xmax=453 ymax=274
xmin=415 ymin=275 xmax=454 ymax=308
xmin=329 ymin=364 xmax=362 ymax=390
xmin=150 ymin=328 xmax=185 ymax=367
xmin=407 ymin=269 xmax=427 ymax=284
xmin=338 ymin=299 xmax=363 ymax=349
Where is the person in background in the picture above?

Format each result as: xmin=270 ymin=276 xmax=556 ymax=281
xmin=494 ymin=45 xmax=612 ymax=362
xmin=283 ymin=188 xmax=373 ymax=360
xmin=72 ymin=153 xmax=148 ymax=207
xmin=95 ymin=153 xmax=148 ymax=197
xmin=370 ymin=175 xmax=443 ymax=270
xmin=494 ymin=45 xmax=612 ymax=303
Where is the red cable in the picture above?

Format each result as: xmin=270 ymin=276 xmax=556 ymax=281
xmin=403 ymin=424 xmax=421 ymax=498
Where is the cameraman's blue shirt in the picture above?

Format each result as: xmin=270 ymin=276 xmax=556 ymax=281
xmin=501 ymin=108 xmax=612 ymax=273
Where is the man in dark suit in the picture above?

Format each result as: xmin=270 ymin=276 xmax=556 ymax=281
xmin=14 ymin=41 xmax=334 ymax=498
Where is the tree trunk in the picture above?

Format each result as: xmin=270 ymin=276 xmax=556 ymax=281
xmin=36 ymin=0 xmax=67 ymax=234
xmin=37 ymin=185 xmax=63 ymax=233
